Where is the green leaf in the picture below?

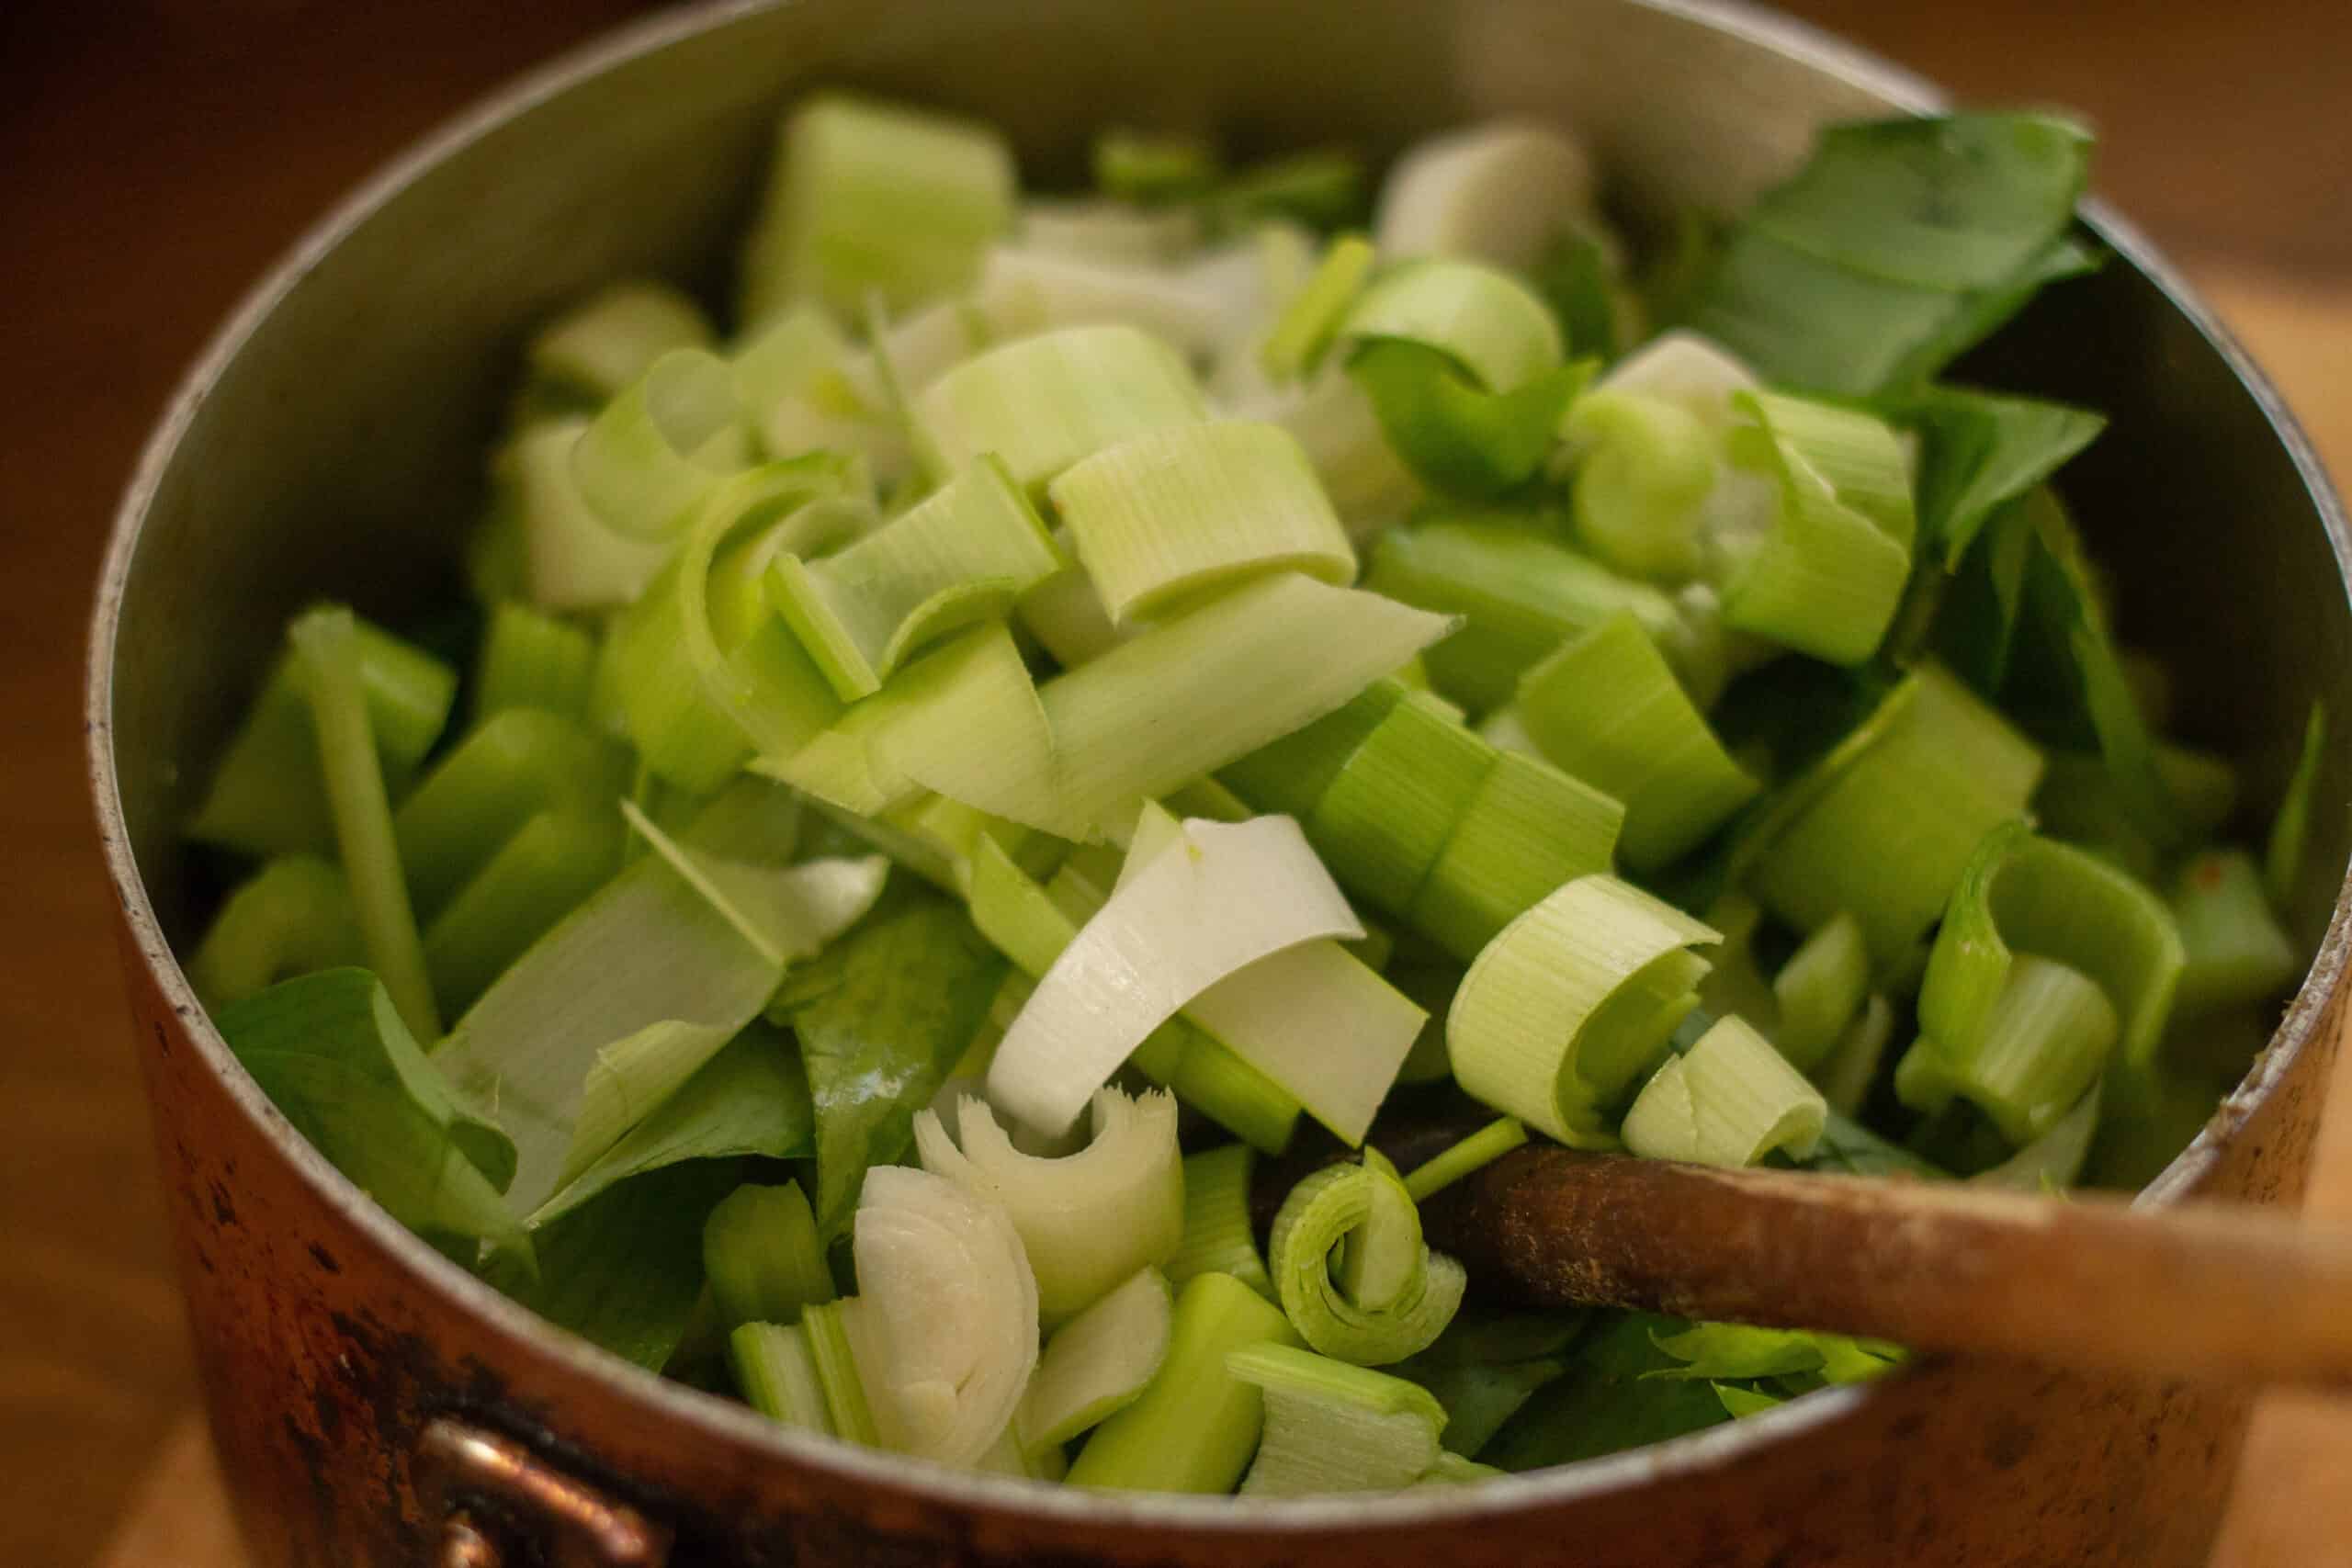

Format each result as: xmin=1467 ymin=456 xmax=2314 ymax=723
xmin=1684 ymin=114 xmax=2096 ymax=397
xmin=1713 ymin=1382 xmax=1785 ymax=1418
xmin=1480 ymin=1313 xmax=1729 ymax=1470
xmin=1645 ymin=1322 xmax=1898 ymax=1384
xmin=215 ymin=969 xmax=521 ymax=1255
xmin=1888 ymin=387 xmax=2106 ymax=570
xmin=1392 ymin=1310 xmax=1584 ymax=1458
xmin=485 ymin=1159 xmax=739 ymax=1371
xmin=529 ymin=1022 xmax=813 ymax=1227
xmin=783 ymin=884 xmax=1010 ymax=1235
xmin=1347 ymin=340 xmax=1590 ymax=500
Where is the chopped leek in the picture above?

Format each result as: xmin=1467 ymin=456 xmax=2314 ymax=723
xmin=1449 ymin=875 xmax=1720 ymax=1146
xmin=1267 ymin=1153 xmax=1466 ymax=1364
xmin=1401 ymin=1117 xmax=1528 ymax=1203
xmin=916 ymin=324 xmax=1208 ymax=495
xmin=730 ymin=1322 xmax=833 ymax=1433
xmin=496 ymin=419 xmax=674 ymax=611
xmin=528 ymin=281 xmax=713 ymax=402
xmin=1261 ymin=233 xmax=1376 ymax=382
xmin=1227 ymin=1343 xmax=1448 ymax=1495
xmin=422 ymin=807 xmax=625 ymax=1014
xmin=1169 ymin=1144 xmax=1273 ymax=1299
xmin=1348 ymin=342 xmax=1588 ymax=500
xmin=1620 ymin=1014 xmax=1826 ymax=1168
xmin=187 ymin=856 xmax=362 ymax=1009
xmin=571 ymin=348 xmax=751 ymax=541
xmin=1770 ymin=911 xmax=1870 ymax=1073
xmin=1374 ymin=122 xmax=1600 ymax=275
xmin=704 ymin=1180 xmax=833 ymax=1328
xmin=1342 ymin=259 xmax=1565 ymax=393
xmin=473 ymin=603 xmax=599 ymax=727
xmin=1017 ymin=1267 xmax=1175 ymax=1452
xmin=2170 ymin=849 xmax=2301 ymax=1018
xmin=1562 ymin=389 xmax=1719 ymax=581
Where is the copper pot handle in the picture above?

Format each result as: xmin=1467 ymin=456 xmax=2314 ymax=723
xmin=413 ymin=1417 xmax=672 ymax=1568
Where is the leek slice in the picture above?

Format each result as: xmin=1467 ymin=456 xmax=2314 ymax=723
xmin=975 ymin=244 xmax=1233 ymax=359
xmin=1770 ymin=911 xmax=1871 ymax=1073
xmin=1016 ymin=1267 xmax=1175 ymax=1453
xmin=1267 ymin=1153 xmax=1465 ymax=1364
xmin=187 ymin=857 xmax=362 ymax=1009
xmin=473 ymin=603 xmax=598 ymax=727
xmin=1307 ymin=691 xmax=1494 ymax=913
xmin=1228 ymin=1343 xmax=1448 ymax=1495
xmin=293 ymin=607 xmax=441 ymax=1043
xmin=915 ymin=324 xmax=1208 ymax=495
xmin=1684 ymin=114 xmax=2095 ymax=397
xmin=1713 ymin=391 xmax=1913 ymax=666
xmin=730 ymin=1323 xmax=833 ymax=1433
xmin=1448 ymin=875 xmax=1721 ymax=1147
xmin=1020 ymin=197 xmax=1202 ymax=266
xmin=1348 ymin=342 xmax=1589 ymax=501
xmin=422 ymin=807 xmax=625 ymax=1015
xmin=1595 ymin=331 xmax=1762 ymax=433
xmin=571 ymin=348 xmax=752 ymax=541
xmin=739 ymin=91 xmax=1015 ymax=323
xmin=1897 ymin=953 xmax=2119 ymax=1145
xmin=1374 ymin=122 xmax=1600 ymax=274
xmin=1410 ymin=750 xmax=1626 ymax=962
xmin=734 ymin=307 xmax=908 ymax=473
xmin=528 ymin=282 xmax=713 ymax=401
xmin=495 ymin=419 xmax=675 ymax=611
xmin=187 ymin=612 xmax=457 ymax=861
xmin=770 ymin=456 xmax=1061 ymax=699
xmin=2171 ymin=849 xmax=2301 ymax=1018
xmin=1620 ymin=1015 xmax=1826 ymax=1168
xmin=1562 ymin=389 xmax=1719 ymax=581
xmin=1512 ymin=610 xmax=1760 ymax=873
xmin=1815 ymin=994 xmax=1896 ymax=1120
xmin=803 ymin=1299 xmax=884 ymax=1447
xmin=1261 ymin=233 xmax=1376 ymax=382
xmin=986 ymin=812 xmax=1363 ymax=1135
xmin=1341 ymin=258 xmax=1565 ymax=392
xmin=1915 ymin=819 xmax=2184 ymax=1078
xmin=1066 ymin=1271 xmax=1303 ymax=1493
xmin=702 ymin=1179 xmax=834 ymax=1329
xmin=213 ymin=969 xmax=520 ymax=1256
xmin=851 ymin=1165 xmax=1039 ymax=1468
xmin=1363 ymin=520 xmax=1686 ymax=714
xmin=1274 ymin=370 xmax=1429 ymax=534
xmin=1169 ymin=1144 xmax=1273 ymax=1299
xmin=1050 ymin=422 xmax=1354 ymax=626
xmin=915 ymin=1087 xmax=1182 ymax=1324
xmin=1971 ymin=1081 xmax=2101 ymax=1192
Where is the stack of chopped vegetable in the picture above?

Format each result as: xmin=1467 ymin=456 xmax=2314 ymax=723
xmin=186 ymin=95 xmax=2323 ymax=1490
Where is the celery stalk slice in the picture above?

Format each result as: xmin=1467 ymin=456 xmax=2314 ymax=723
xmin=703 ymin=1179 xmax=835 ymax=1329
xmin=187 ymin=856 xmax=363 ymax=1009
xmin=1228 ymin=1342 xmax=1448 ymax=1495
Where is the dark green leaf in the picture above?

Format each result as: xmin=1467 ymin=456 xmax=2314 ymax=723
xmin=1393 ymin=1310 xmax=1586 ymax=1458
xmin=1530 ymin=231 xmax=1621 ymax=361
xmin=1890 ymin=387 xmax=2106 ymax=569
xmin=784 ymin=885 xmax=1008 ymax=1235
xmin=1348 ymin=340 xmax=1590 ymax=500
xmin=216 ymin=969 xmax=522 ymax=1255
xmin=528 ymin=1021 xmax=813 ymax=1226
xmin=1798 ymin=1108 xmax=1951 ymax=1180
xmin=1208 ymin=149 xmax=1367 ymax=233
xmin=2267 ymin=700 xmax=2328 ymax=908
xmin=1481 ymin=1313 xmax=1730 ymax=1470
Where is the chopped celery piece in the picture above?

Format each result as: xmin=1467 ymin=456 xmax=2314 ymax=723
xmin=1169 ymin=1144 xmax=1272 ymax=1299
xmin=495 ymin=419 xmax=673 ymax=611
xmin=1364 ymin=520 xmax=1684 ymax=714
xmin=187 ymin=856 xmax=362 ymax=1009
xmin=1066 ymin=1271 xmax=1302 ymax=1493
xmin=802 ymin=1300 xmax=883 ymax=1447
xmin=1748 ymin=665 xmax=2043 ymax=970
xmin=1771 ymin=911 xmax=1871 ymax=1073
xmin=571 ymin=348 xmax=751 ymax=541
xmin=292 ymin=607 xmax=441 ymax=1043
xmin=422 ymin=807 xmax=624 ymax=1014
xmin=916 ymin=1087 xmax=1182 ymax=1325
xmin=528 ymin=281 xmax=713 ymax=401
xmin=986 ymin=812 xmax=1362 ymax=1136
xmin=1685 ymin=114 xmax=2094 ymax=397
xmin=1050 ymin=422 xmax=1354 ymax=626
xmin=1228 ymin=1343 xmax=1447 ymax=1495
xmin=852 ymin=1166 xmax=1039 ymax=1467
xmin=392 ymin=707 xmax=629 ymax=922
xmin=1450 ymin=875 xmax=1720 ymax=1146
xmin=1713 ymin=391 xmax=1913 ymax=666
xmin=704 ymin=1180 xmax=833 ymax=1329
xmin=916 ymin=324 xmax=1208 ymax=495
xmin=214 ymin=969 xmax=519 ymax=1256
xmin=1268 ymin=1154 xmax=1465 ymax=1365
xmin=473 ymin=603 xmax=598 ymax=727
xmin=1261 ymin=233 xmax=1376 ymax=382
xmin=1513 ymin=610 xmax=1759 ymax=872
xmin=1375 ymin=122 xmax=1601 ymax=275
xmin=2267 ymin=701 xmax=2328 ymax=908
xmin=1342 ymin=258 xmax=1565 ymax=392
xmin=739 ymin=91 xmax=1015 ymax=323
xmin=1621 ymin=1014 xmax=1826 ymax=1168
xmin=1563 ymin=389 xmax=1718 ymax=581
xmin=1017 ymin=1267 xmax=1176 ymax=1452
xmin=2170 ymin=849 xmax=2301 ymax=1017
xmin=730 ymin=1322 xmax=833 ymax=1433
xmin=187 ymin=613 xmax=458 ymax=860
xmin=1401 ymin=1117 xmax=1528 ymax=1203
xmin=770 ymin=456 xmax=1061 ymax=699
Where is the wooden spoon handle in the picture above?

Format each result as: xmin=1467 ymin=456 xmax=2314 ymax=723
xmin=1419 ymin=1145 xmax=2352 ymax=1393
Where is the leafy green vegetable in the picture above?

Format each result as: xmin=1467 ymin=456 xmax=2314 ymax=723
xmin=1684 ymin=114 xmax=2096 ymax=397
xmin=1645 ymin=1322 xmax=1900 ymax=1386
xmin=1392 ymin=1310 xmax=1583 ymax=1458
xmin=2267 ymin=700 xmax=2328 ymax=908
xmin=215 ymin=969 xmax=520 ymax=1256
xmin=1892 ymin=386 xmax=2106 ymax=570
xmin=529 ymin=1021 xmax=812 ymax=1227
xmin=779 ymin=884 xmax=1010 ymax=1235
xmin=1481 ymin=1314 xmax=1729 ymax=1470
xmin=1799 ymin=1110 xmax=1951 ymax=1181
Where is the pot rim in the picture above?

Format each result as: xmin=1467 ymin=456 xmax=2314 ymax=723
xmin=85 ymin=0 xmax=2352 ymax=1535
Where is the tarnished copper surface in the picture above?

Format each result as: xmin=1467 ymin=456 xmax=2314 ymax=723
xmin=414 ymin=1420 xmax=670 ymax=1567
xmin=89 ymin=1 xmax=2352 ymax=1564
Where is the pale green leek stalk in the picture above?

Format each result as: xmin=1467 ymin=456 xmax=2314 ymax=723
xmin=1016 ymin=1266 xmax=1175 ymax=1453
xmin=1168 ymin=1144 xmax=1273 ymax=1298
xmin=1228 ymin=1343 xmax=1449 ymax=1495
xmin=1771 ymin=911 xmax=1871 ymax=1073
xmin=1620 ymin=1015 xmax=1827 ymax=1168
xmin=1268 ymin=1153 xmax=1465 ymax=1365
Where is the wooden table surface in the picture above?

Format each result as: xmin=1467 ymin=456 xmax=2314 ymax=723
xmin=3 ymin=3 xmax=2346 ymax=1565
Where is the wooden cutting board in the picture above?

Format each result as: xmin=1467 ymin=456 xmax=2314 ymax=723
xmin=90 ymin=269 xmax=2352 ymax=1568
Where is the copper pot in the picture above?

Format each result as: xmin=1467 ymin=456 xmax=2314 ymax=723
xmin=85 ymin=2 xmax=2352 ymax=1563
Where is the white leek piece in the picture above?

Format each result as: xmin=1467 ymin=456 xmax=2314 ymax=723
xmin=1015 ymin=1267 xmax=1175 ymax=1453
xmin=852 ymin=1166 xmax=1040 ymax=1468
xmin=498 ymin=419 xmax=673 ymax=610
xmin=986 ymin=813 xmax=1363 ymax=1135
xmin=529 ymin=282 xmax=713 ymax=400
xmin=1049 ymin=422 xmax=1355 ymax=626
xmin=1594 ymin=330 xmax=1763 ymax=434
xmin=916 ymin=324 xmax=1208 ymax=495
xmin=1375 ymin=122 xmax=1601 ymax=274
xmin=739 ymin=92 xmax=1015 ymax=323
xmin=1019 ymin=197 xmax=1201 ymax=265
xmin=978 ymin=245 xmax=1230 ymax=357
xmin=1228 ymin=1343 xmax=1448 ymax=1495
xmin=1274 ymin=371 xmax=1428 ymax=535
xmin=770 ymin=456 xmax=1063 ymax=699
xmin=1448 ymin=874 xmax=1721 ymax=1146
xmin=616 ymin=801 xmax=886 ymax=969
xmin=571 ymin=348 xmax=752 ymax=541
xmin=914 ymin=1087 xmax=1182 ymax=1324
xmin=734 ymin=308 xmax=911 ymax=476
xmin=1620 ymin=1015 xmax=1827 ymax=1168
